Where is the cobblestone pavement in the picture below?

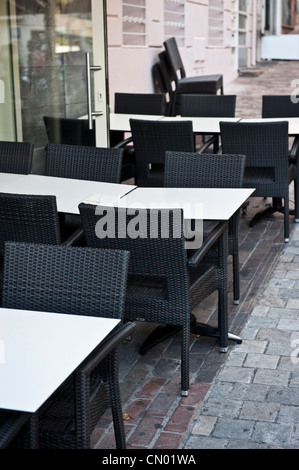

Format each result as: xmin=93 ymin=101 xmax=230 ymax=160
xmin=93 ymin=60 xmax=299 ymax=450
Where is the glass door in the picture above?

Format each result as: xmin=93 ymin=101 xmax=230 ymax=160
xmin=0 ymin=0 xmax=108 ymax=173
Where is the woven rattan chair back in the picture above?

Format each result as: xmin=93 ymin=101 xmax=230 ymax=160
xmin=2 ymin=242 xmax=129 ymax=319
xmin=164 ymin=151 xmax=246 ymax=304
xmin=220 ymin=121 xmax=289 ymax=182
xmin=220 ymin=121 xmax=294 ymax=241
xmin=114 ymin=92 xmax=166 ymax=115
xmin=0 ymin=141 xmax=33 ymax=174
xmin=0 ymin=193 xmax=61 ymax=257
xmin=129 ymin=118 xmax=195 ymax=186
xmin=262 ymin=95 xmax=299 ymax=118
xmin=180 ymin=94 xmax=236 ymax=118
xmin=45 ymin=143 xmax=123 ymax=183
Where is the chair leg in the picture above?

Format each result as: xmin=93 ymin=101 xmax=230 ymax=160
xmin=181 ymin=322 xmax=190 ymax=397
xmin=109 ymin=351 xmax=127 ymax=449
xmin=284 ymin=197 xmax=289 ymax=243
xmin=233 ymin=252 xmax=240 ymax=305
xmin=294 ymin=177 xmax=299 ymax=222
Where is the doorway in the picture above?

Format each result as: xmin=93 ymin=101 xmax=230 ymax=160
xmin=0 ymin=0 xmax=109 ymax=173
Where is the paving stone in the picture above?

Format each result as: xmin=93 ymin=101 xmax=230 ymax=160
xmin=226 ymin=440 xmax=269 ymax=449
xmin=243 ymin=353 xmax=280 ymax=369
xmin=267 ymin=386 xmax=299 ymax=406
xmin=254 ymin=369 xmax=291 ymax=386
xmin=277 ymin=318 xmax=299 ymax=331
xmin=286 ymin=298 xmax=299 ymax=309
xmin=257 ymin=328 xmax=292 ymax=343
xmin=212 ymin=418 xmax=254 ymax=440
xmin=277 ymin=405 xmax=299 ymax=425
xmin=252 ymin=422 xmax=293 ymax=446
xmin=191 ymin=415 xmax=217 ymax=436
xmin=230 ymin=383 xmax=269 ymax=402
xmin=239 ymin=400 xmax=279 ymax=422
xmin=268 ymin=307 xmax=299 ymax=319
xmin=217 ymin=366 xmax=255 ymax=384
xmin=233 ymin=339 xmax=267 ymax=354
xmin=200 ymin=397 xmax=243 ymax=418
xmin=183 ymin=436 xmax=228 ymax=449
xmin=164 ymin=405 xmax=198 ymax=434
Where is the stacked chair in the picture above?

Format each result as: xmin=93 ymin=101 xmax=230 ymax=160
xmin=153 ymin=37 xmax=223 ymax=116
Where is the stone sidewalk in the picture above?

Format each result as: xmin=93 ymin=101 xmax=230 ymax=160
xmin=93 ymin=60 xmax=299 ymax=450
xmin=183 ymin=224 xmax=299 ymax=449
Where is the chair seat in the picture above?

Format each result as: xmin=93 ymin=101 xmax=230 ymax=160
xmin=244 ymin=164 xmax=294 ymax=188
xmin=177 ymin=74 xmax=223 ymax=94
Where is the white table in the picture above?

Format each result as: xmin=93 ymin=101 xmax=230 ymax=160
xmin=112 ymin=187 xmax=255 ymax=221
xmin=240 ymin=117 xmax=299 ymax=136
xmin=160 ymin=116 xmax=241 ymax=134
xmin=0 ymin=173 xmax=136 ymax=215
xmin=0 ymin=307 xmax=120 ymax=413
xmin=109 ymin=113 xmax=164 ymax=132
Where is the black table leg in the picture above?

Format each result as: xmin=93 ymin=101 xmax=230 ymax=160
xmin=139 ymin=314 xmax=242 ymax=355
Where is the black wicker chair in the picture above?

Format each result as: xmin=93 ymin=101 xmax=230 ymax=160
xmin=79 ymin=203 xmax=234 ymax=396
xmin=45 ymin=143 xmax=123 ymax=239
xmin=262 ymin=95 xmax=299 ymax=222
xmin=220 ymin=121 xmax=297 ymax=242
xmin=2 ymin=241 xmax=134 ymax=449
xmin=43 ymin=116 xmax=96 ymax=146
xmin=163 ymin=37 xmax=223 ymax=116
xmin=129 ymin=118 xmax=195 ymax=186
xmin=45 ymin=143 xmax=123 ymax=183
xmin=152 ymin=54 xmax=173 ymax=116
xmin=0 ymin=192 xmax=81 ymax=299
xmin=0 ymin=412 xmax=36 ymax=449
xmin=164 ymin=151 xmax=246 ymax=305
xmin=111 ymin=92 xmax=167 ymax=181
xmin=0 ymin=141 xmax=33 ymax=174
xmin=262 ymin=95 xmax=299 ymax=118
xmin=180 ymin=94 xmax=237 ymax=152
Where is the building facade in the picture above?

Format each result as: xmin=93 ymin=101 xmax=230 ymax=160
xmin=0 ymin=0 xmax=298 ymax=167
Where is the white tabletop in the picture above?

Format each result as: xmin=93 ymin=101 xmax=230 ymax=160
xmin=0 ymin=174 xmax=136 ymax=214
xmin=239 ymin=117 xmax=299 ymax=136
xmin=0 ymin=172 xmax=25 ymax=186
xmin=160 ymin=117 xmax=241 ymax=134
xmin=109 ymin=113 xmax=164 ymax=132
xmin=108 ymin=187 xmax=255 ymax=221
xmin=0 ymin=308 xmax=120 ymax=413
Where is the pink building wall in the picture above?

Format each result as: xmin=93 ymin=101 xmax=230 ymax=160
xmin=106 ymin=0 xmax=256 ymax=110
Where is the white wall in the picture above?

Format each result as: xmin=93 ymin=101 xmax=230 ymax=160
xmin=106 ymin=0 xmax=257 ymax=109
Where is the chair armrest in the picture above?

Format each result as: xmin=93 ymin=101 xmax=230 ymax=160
xmin=62 ymin=227 xmax=85 ymax=247
xmin=187 ymin=221 xmax=227 ymax=268
xmin=198 ymin=135 xmax=218 ymax=153
xmin=289 ymin=136 xmax=299 ymax=164
xmin=112 ymin=136 xmax=133 ymax=149
xmin=77 ymin=321 xmax=136 ymax=376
